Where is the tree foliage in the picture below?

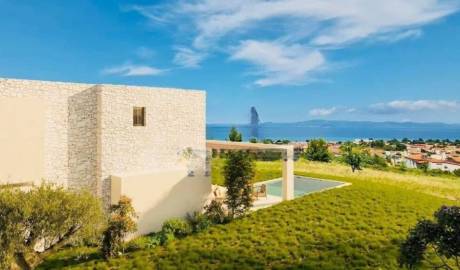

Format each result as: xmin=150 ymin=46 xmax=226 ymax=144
xmin=102 ymin=196 xmax=137 ymax=259
xmin=228 ymin=127 xmax=242 ymax=142
xmin=223 ymin=151 xmax=255 ymax=218
xmin=304 ymin=139 xmax=331 ymax=162
xmin=399 ymin=206 xmax=460 ymax=269
xmin=0 ymin=183 xmax=104 ymax=270
xmin=341 ymin=143 xmax=363 ymax=172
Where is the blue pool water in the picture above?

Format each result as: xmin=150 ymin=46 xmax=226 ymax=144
xmin=264 ymin=176 xmax=346 ymax=198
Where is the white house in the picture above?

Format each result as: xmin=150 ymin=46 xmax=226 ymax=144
xmin=0 ymin=78 xmax=211 ymax=235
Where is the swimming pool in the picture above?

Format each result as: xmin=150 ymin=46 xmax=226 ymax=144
xmin=262 ymin=176 xmax=347 ymax=198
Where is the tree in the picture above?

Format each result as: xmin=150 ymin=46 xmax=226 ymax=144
xmin=399 ymin=206 xmax=460 ymax=270
xmin=102 ymin=196 xmax=137 ymax=259
xmin=0 ymin=183 xmax=104 ymax=270
xmin=228 ymin=127 xmax=242 ymax=142
xmin=304 ymin=139 xmax=331 ymax=162
xmin=223 ymin=151 xmax=255 ymax=218
xmin=341 ymin=143 xmax=363 ymax=172
xmin=454 ymin=169 xmax=460 ymax=177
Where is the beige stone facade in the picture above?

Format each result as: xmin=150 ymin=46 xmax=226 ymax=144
xmin=0 ymin=77 xmax=210 ymax=233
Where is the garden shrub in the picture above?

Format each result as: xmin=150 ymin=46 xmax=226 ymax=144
xmin=204 ymin=199 xmax=228 ymax=224
xmin=186 ymin=211 xmax=212 ymax=233
xmin=454 ymin=169 xmax=460 ymax=177
xmin=102 ymin=196 xmax=137 ymax=259
xmin=0 ymin=183 xmax=104 ymax=270
xmin=145 ymin=234 xmax=162 ymax=249
xmin=161 ymin=218 xmax=192 ymax=238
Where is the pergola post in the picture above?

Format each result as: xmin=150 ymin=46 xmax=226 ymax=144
xmin=282 ymin=146 xmax=294 ymax=201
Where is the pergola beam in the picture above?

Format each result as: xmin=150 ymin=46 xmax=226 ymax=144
xmin=206 ymin=140 xmax=295 ymax=201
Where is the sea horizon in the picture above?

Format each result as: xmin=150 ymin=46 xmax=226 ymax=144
xmin=207 ymin=120 xmax=460 ymax=141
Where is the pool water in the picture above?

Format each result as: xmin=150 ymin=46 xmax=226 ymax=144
xmin=264 ymin=176 xmax=346 ymax=198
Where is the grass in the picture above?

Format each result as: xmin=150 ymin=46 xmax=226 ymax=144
xmin=39 ymin=160 xmax=460 ymax=269
xmin=211 ymin=158 xmax=282 ymax=186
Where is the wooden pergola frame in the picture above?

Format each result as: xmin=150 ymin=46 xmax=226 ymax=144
xmin=206 ymin=140 xmax=294 ymax=201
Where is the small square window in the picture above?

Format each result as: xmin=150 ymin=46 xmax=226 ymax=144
xmin=133 ymin=107 xmax=146 ymax=126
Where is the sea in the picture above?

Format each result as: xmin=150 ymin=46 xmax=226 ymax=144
xmin=207 ymin=121 xmax=460 ymax=142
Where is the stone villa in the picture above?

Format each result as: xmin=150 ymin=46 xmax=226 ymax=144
xmin=0 ymin=78 xmax=210 ymax=234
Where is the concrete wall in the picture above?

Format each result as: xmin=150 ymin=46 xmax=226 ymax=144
xmin=111 ymin=170 xmax=211 ymax=235
xmin=0 ymin=97 xmax=45 ymax=184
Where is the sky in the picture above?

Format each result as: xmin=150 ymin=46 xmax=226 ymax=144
xmin=0 ymin=0 xmax=459 ymax=124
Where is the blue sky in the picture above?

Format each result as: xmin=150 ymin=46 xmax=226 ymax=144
xmin=1 ymin=0 xmax=459 ymax=124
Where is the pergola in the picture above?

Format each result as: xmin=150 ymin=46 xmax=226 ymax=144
xmin=206 ymin=140 xmax=294 ymax=201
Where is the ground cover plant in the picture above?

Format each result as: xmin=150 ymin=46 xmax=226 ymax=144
xmin=38 ymin=159 xmax=460 ymax=269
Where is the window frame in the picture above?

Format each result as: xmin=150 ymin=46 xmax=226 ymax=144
xmin=133 ymin=106 xmax=146 ymax=127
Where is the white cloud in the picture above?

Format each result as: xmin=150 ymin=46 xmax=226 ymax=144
xmin=173 ymin=47 xmax=206 ymax=68
xmin=369 ymin=100 xmax=460 ymax=114
xmin=135 ymin=47 xmax=155 ymax=59
xmin=131 ymin=0 xmax=459 ymax=85
xmin=102 ymin=63 xmax=165 ymax=77
xmin=309 ymin=107 xmax=337 ymax=117
xmin=231 ymin=40 xmax=326 ymax=86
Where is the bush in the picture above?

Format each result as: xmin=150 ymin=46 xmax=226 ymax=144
xmin=102 ymin=196 xmax=137 ymax=259
xmin=161 ymin=218 xmax=192 ymax=238
xmin=204 ymin=200 xmax=228 ymax=224
xmin=399 ymin=206 xmax=460 ymax=269
xmin=228 ymin=127 xmax=242 ymax=142
xmin=0 ymin=183 xmax=104 ymax=269
xmin=363 ymin=154 xmax=388 ymax=170
xmin=186 ymin=212 xmax=212 ymax=233
xmin=453 ymin=169 xmax=460 ymax=177
xmin=304 ymin=139 xmax=331 ymax=162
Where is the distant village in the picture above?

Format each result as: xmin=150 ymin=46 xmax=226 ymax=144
xmin=249 ymin=107 xmax=460 ymax=174
xmin=290 ymin=138 xmax=460 ymax=173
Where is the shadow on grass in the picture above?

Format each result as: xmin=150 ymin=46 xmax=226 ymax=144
xmin=37 ymin=249 xmax=103 ymax=270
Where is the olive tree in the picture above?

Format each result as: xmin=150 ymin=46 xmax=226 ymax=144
xmin=0 ymin=183 xmax=104 ymax=270
xmin=341 ymin=142 xmax=364 ymax=172
xmin=399 ymin=206 xmax=460 ymax=269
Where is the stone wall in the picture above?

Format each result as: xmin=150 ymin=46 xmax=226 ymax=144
xmin=0 ymin=78 xmax=207 ymax=204
xmin=98 ymin=84 xmax=207 ymax=203
xmin=68 ymin=86 xmax=100 ymax=193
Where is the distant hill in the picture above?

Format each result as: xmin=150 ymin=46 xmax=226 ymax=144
xmin=208 ymin=120 xmax=460 ymax=129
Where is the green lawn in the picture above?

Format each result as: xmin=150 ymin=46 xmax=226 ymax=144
xmin=39 ymin=160 xmax=459 ymax=269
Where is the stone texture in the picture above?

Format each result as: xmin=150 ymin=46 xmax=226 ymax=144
xmin=0 ymin=78 xmax=206 ymax=203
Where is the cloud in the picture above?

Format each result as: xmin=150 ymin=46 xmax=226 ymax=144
xmin=101 ymin=63 xmax=165 ymax=76
xmin=231 ymin=40 xmax=326 ymax=86
xmin=309 ymin=107 xmax=337 ymax=117
xmin=173 ymin=47 xmax=206 ymax=68
xmin=130 ymin=0 xmax=459 ymax=85
xmin=135 ymin=47 xmax=155 ymax=59
xmin=369 ymin=100 xmax=460 ymax=114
